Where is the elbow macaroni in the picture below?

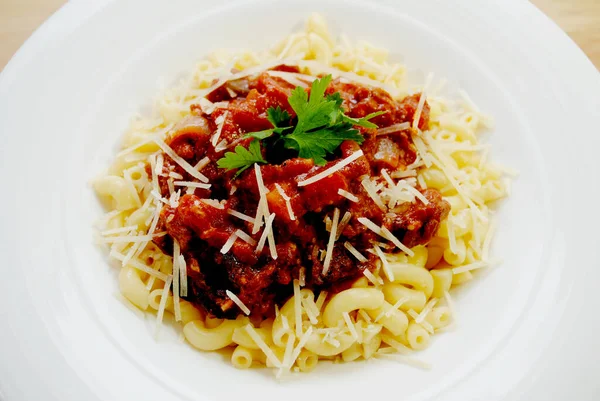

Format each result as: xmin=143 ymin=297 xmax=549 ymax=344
xmin=184 ymin=316 xmax=249 ymax=351
xmin=322 ymin=288 xmax=384 ymax=327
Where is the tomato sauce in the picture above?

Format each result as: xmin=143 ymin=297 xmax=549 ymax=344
xmin=150 ymin=67 xmax=449 ymax=318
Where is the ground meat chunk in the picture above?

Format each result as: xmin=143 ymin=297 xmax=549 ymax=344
xmin=396 ymin=93 xmax=430 ymax=131
xmin=385 ymin=189 xmax=451 ymax=248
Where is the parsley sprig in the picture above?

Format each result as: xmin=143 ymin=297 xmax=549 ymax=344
xmin=216 ymin=139 xmax=266 ymax=177
xmin=217 ymin=74 xmax=384 ymax=175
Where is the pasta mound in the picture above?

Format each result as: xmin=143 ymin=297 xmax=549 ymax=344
xmin=94 ymin=13 xmax=510 ymax=375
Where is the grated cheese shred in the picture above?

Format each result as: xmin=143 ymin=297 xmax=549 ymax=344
xmin=342 ymin=312 xmax=359 ymax=340
xmin=297 ymin=150 xmax=364 ymax=187
xmin=255 ymin=213 xmax=276 ymax=255
xmin=235 ymin=229 xmax=257 ymax=246
xmin=377 ymin=122 xmax=410 ymax=135
xmin=245 ymin=324 xmax=282 ymax=368
xmin=275 ymin=183 xmax=296 ymax=221
xmin=220 ymin=232 xmax=238 ymax=254
xmin=363 ymin=268 xmax=384 ymax=286
xmin=228 ymin=209 xmax=255 ymax=224
xmin=154 ymin=138 xmax=209 ymax=183
xmin=322 ymin=208 xmax=340 ymax=275
xmin=337 ymin=188 xmax=359 ymax=202
xmin=293 ymin=279 xmax=302 ymax=338
xmin=344 ymin=241 xmax=368 ymax=263
xmin=226 ymin=290 xmax=251 ymax=315
xmin=335 ymin=211 xmax=352 ymax=240
xmin=373 ymin=245 xmax=394 ymax=281
xmin=211 ymin=110 xmax=229 ymax=147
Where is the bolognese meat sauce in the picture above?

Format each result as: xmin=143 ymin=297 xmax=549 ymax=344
xmin=150 ymin=67 xmax=450 ymax=318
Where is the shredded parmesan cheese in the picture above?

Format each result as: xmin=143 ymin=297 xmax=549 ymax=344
xmin=278 ymin=331 xmax=296 ymax=378
xmin=172 ymin=242 xmax=182 ymax=321
xmin=220 ymin=232 xmax=238 ymax=254
xmin=407 ymin=309 xmax=420 ymax=321
xmin=344 ymin=241 xmax=368 ymax=263
xmin=226 ymin=290 xmax=251 ymax=315
xmin=211 ymin=111 xmax=229 ymax=147
xmin=415 ymin=298 xmax=438 ymax=323
xmin=322 ymin=208 xmax=340 ymax=275
xmin=173 ymin=181 xmax=211 ymax=190
xmin=253 ymin=164 xmax=271 ymax=235
xmin=289 ymin=326 xmax=314 ymax=369
xmin=111 ymin=251 xmax=169 ymax=281
xmin=201 ymin=198 xmax=224 ymax=209
xmin=357 ymin=217 xmax=414 ymax=257
xmin=337 ymin=188 xmax=359 ymax=202
xmin=361 ymin=177 xmax=386 ymax=210
xmin=358 ymin=309 xmax=372 ymax=323
xmin=293 ymin=279 xmax=302 ymax=338
xmin=377 ymin=122 xmax=410 ymax=135
xmin=444 ymin=290 xmax=457 ymax=324
xmin=363 ymin=268 xmax=384 ymax=286
xmin=275 ymin=183 xmax=296 ymax=221
xmin=179 ymin=254 xmax=188 ymax=296
xmin=101 ymin=234 xmax=153 ymax=244
xmin=357 ymin=217 xmax=383 ymax=235
xmin=297 ymin=150 xmax=364 ymax=187
xmin=255 ymin=213 xmax=275 ymax=255
xmin=380 ymin=226 xmax=414 ymax=256
xmin=234 ymin=229 xmax=257 ymax=246
xmin=451 ymin=260 xmax=489 ymax=275
xmin=412 ymin=72 xmax=433 ymax=129
xmin=387 ymin=297 xmax=409 ymax=316
xmin=391 ymin=169 xmax=417 ymax=179
xmin=228 ymin=209 xmax=255 ymax=224
xmin=193 ymin=156 xmax=210 ymax=171
xmin=299 ymin=267 xmax=306 ymax=287
xmin=154 ymin=139 xmax=209 ymax=183
xmin=245 ymin=324 xmax=282 ymax=368
xmin=342 ymin=312 xmax=359 ymax=340
xmin=315 ymin=291 xmax=328 ymax=312
xmin=154 ymin=153 xmax=164 ymax=176
xmin=266 ymin=70 xmax=310 ymax=88
xmin=214 ymin=139 xmax=228 ymax=152
xmin=168 ymin=171 xmax=184 ymax=180
xmin=373 ymin=245 xmax=394 ymax=281
xmin=335 ymin=211 xmax=352 ymax=240
xmin=100 ymin=225 xmax=138 ymax=236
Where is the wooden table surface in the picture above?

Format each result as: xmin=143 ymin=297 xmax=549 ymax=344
xmin=1 ymin=0 xmax=599 ymax=71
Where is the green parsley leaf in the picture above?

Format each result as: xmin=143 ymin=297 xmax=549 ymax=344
xmin=325 ymin=92 xmax=344 ymax=107
xmin=216 ymin=139 xmax=266 ymax=177
xmin=342 ymin=110 xmax=387 ymax=129
xmin=283 ymin=122 xmax=364 ymax=165
xmin=325 ymin=92 xmax=344 ymax=124
xmin=243 ymin=126 xmax=292 ymax=140
xmin=243 ymin=106 xmax=292 ymax=140
xmin=267 ymin=106 xmax=291 ymax=128
xmin=289 ymin=75 xmax=339 ymax=134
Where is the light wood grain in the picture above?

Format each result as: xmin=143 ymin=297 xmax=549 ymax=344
xmin=531 ymin=0 xmax=600 ymax=69
xmin=0 ymin=0 xmax=598 ymax=71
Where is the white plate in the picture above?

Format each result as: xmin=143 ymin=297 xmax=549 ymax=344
xmin=1 ymin=1 xmax=599 ymax=400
